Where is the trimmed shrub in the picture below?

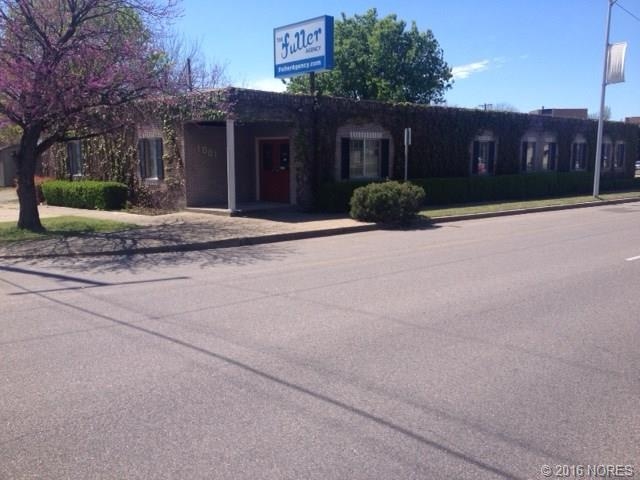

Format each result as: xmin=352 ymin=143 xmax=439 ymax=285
xmin=419 ymin=177 xmax=469 ymax=205
xmin=556 ymin=171 xmax=592 ymax=195
xmin=414 ymin=172 xmax=599 ymax=205
xmin=34 ymin=176 xmax=55 ymax=204
xmin=41 ymin=180 xmax=127 ymax=210
xmin=316 ymin=180 xmax=372 ymax=213
xmin=318 ymin=172 xmax=639 ymax=213
xmin=349 ymin=181 xmax=426 ymax=225
xmin=601 ymin=176 xmax=640 ymax=191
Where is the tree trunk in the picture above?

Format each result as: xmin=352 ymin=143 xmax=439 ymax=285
xmin=15 ymin=126 xmax=44 ymax=232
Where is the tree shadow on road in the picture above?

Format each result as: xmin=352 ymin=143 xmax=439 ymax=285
xmin=0 ymin=220 xmax=294 ymax=273
xmin=3 ymin=241 xmax=293 ymax=275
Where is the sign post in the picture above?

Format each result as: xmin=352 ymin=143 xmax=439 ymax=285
xmin=404 ymin=128 xmax=412 ymax=181
xmin=274 ymin=16 xmax=334 ymax=201
xmin=593 ymin=1 xmax=627 ymax=197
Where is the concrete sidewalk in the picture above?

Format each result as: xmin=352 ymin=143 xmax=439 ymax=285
xmin=2 ymin=187 xmax=640 ymax=259
xmin=0 ymin=190 xmax=378 ymax=258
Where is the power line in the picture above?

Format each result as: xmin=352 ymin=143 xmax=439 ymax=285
xmin=616 ymin=1 xmax=640 ymax=23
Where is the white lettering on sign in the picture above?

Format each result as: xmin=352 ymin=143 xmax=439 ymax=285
xmin=274 ymin=16 xmax=334 ymax=79
xmin=279 ymin=27 xmax=323 ymax=61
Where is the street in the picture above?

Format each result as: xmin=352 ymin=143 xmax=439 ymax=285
xmin=1 ymin=204 xmax=639 ymax=479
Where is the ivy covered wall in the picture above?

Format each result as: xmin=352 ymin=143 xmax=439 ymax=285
xmin=42 ymin=88 xmax=640 ymax=209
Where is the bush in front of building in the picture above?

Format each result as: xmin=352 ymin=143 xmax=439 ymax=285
xmin=41 ymin=180 xmax=128 ymax=210
xmin=316 ymin=180 xmax=373 ymax=212
xmin=413 ymin=172 xmax=595 ymax=205
xmin=34 ymin=176 xmax=55 ymax=204
xmin=349 ymin=181 xmax=426 ymax=225
xmin=318 ymin=172 xmax=640 ymax=213
xmin=601 ymin=176 xmax=640 ymax=191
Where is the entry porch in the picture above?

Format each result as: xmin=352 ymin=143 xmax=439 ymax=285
xmin=183 ymin=119 xmax=297 ymax=214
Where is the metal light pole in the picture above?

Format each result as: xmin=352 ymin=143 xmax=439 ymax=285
xmin=593 ymin=0 xmax=616 ymax=197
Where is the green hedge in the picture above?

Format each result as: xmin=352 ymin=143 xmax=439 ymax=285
xmin=316 ymin=180 xmax=373 ymax=212
xmin=41 ymin=180 xmax=128 ymax=210
xmin=414 ymin=172 xmax=596 ymax=205
xmin=601 ymin=177 xmax=640 ymax=191
xmin=316 ymin=173 xmax=640 ymax=212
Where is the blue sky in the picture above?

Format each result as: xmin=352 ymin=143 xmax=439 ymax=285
xmin=174 ymin=1 xmax=640 ymax=121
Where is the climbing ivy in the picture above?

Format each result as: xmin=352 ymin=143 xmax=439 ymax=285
xmin=42 ymin=88 xmax=640 ymax=210
xmin=45 ymin=90 xmax=228 ymax=207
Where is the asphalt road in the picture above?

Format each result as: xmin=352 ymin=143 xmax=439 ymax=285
xmin=1 ymin=204 xmax=639 ymax=479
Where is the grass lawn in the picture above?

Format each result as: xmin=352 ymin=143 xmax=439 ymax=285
xmin=421 ymin=190 xmax=640 ymax=218
xmin=0 ymin=216 xmax=138 ymax=243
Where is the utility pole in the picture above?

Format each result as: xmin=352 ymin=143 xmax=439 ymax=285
xmin=593 ymin=1 xmax=617 ymax=197
xmin=186 ymin=58 xmax=193 ymax=92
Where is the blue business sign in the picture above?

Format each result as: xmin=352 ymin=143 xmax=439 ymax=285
xmin=274 ymin=15 xmax=334 ymax=79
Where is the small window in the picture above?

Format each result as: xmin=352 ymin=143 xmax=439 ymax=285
xmin=341 ymin=135 xmax=389 ymax=180
xmin=571 ymin=135 xmax=587 ymax=171
xmin=66 ymin=141 xmax=83 ymax=177
xmin=349 ymin=139 xmax=380 ymax=179
xmin=601 ymin=137 xmax=612 ymax=171
xmin=521 ymin=133 xmax=556 ymax=172
xmin=541 ymin=138 xmax=557 ymax=171
xmin=279 ymin=143 xmax=290 ymax=169
xmin=472 ymin=132 xmax=496 ymax=175
xmin=521 ymin=137 xmax=537 ymax=172
xmin=614 ymin=142 xmax=625 ymax=169
xmin=138 ymin=138 xmax=164 ymax=180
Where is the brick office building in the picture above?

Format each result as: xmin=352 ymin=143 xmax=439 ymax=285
xmin=46 ymin=87 xmax=639 ymax=211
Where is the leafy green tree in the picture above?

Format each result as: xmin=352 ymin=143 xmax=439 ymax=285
xmin=286 ymin=9 xmax=452 ymax=104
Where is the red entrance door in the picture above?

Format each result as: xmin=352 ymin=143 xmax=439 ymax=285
xmin=259 ymin=140 xmax=290 ymax=203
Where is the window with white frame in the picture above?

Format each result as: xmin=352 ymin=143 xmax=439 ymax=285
xmin=471 ymin=132 xmax=496 ymax=175
xmin=520 ymin=135 xmax=537 ymax=172
xmin=350 ymin=139 xmax=380 ymax=179
xmin=541 ymin=136 xmax=557 ymax=171
xmin=520 ymin=133 xmax=557 ymax=172
xmin=66 ymin=141 xmax=83 ymax=177
xmin=601 ymin=137 xmax=612 ymax=171
xmin=614 ymin=142 xmax=625 ymax=169
xmin=571 ymin=135 xmax=587 ymax=171
xmin=340 ymin=132 xmax=390 ymax=180
xmin=138 ymin=138 xmax=164 ymax=180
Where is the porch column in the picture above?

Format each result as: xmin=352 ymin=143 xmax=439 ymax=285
xmin=226 ymin=119 xmax=236 ymax=212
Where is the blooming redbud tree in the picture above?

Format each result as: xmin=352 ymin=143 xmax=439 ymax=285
xmin=0 ymin=0 xmax=176 ymax=230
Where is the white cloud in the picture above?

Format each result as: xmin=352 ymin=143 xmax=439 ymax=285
xmin=245 ymin=77 xmax=287 ymax=92
xmin=451 ymin=60 xmax=490 ymax=80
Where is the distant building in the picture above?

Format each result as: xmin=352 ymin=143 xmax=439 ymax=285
xmin=624 ymin=116 xmax=640 ymax=125
xmin=530 ymin=108 xmax=589 ymax=120
xmin=0 ymin=144 xmax=17 ymax=187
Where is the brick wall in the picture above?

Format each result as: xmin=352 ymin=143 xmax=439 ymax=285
xmin=183 ymin=123 xmax=227 ymax=206
xmin=224 ymin=88 xmax=639 ymax=183
xmin=45 ymin=88 xmax=639 ymax=209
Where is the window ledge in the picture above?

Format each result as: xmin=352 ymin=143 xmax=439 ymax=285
xmin=143 ymin=178 xmax=163 ymax=185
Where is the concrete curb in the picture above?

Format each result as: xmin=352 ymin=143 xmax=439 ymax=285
xmin=0 ymin=223 xmax=380 ymax=259
xmin=429 ymin=197 xmax=640 ymax=223
xmin=2 ymin=196 xmax=639 ymax=259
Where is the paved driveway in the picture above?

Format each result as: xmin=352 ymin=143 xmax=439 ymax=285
xmin=0 ymin=186 xmax=17 ymax=204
